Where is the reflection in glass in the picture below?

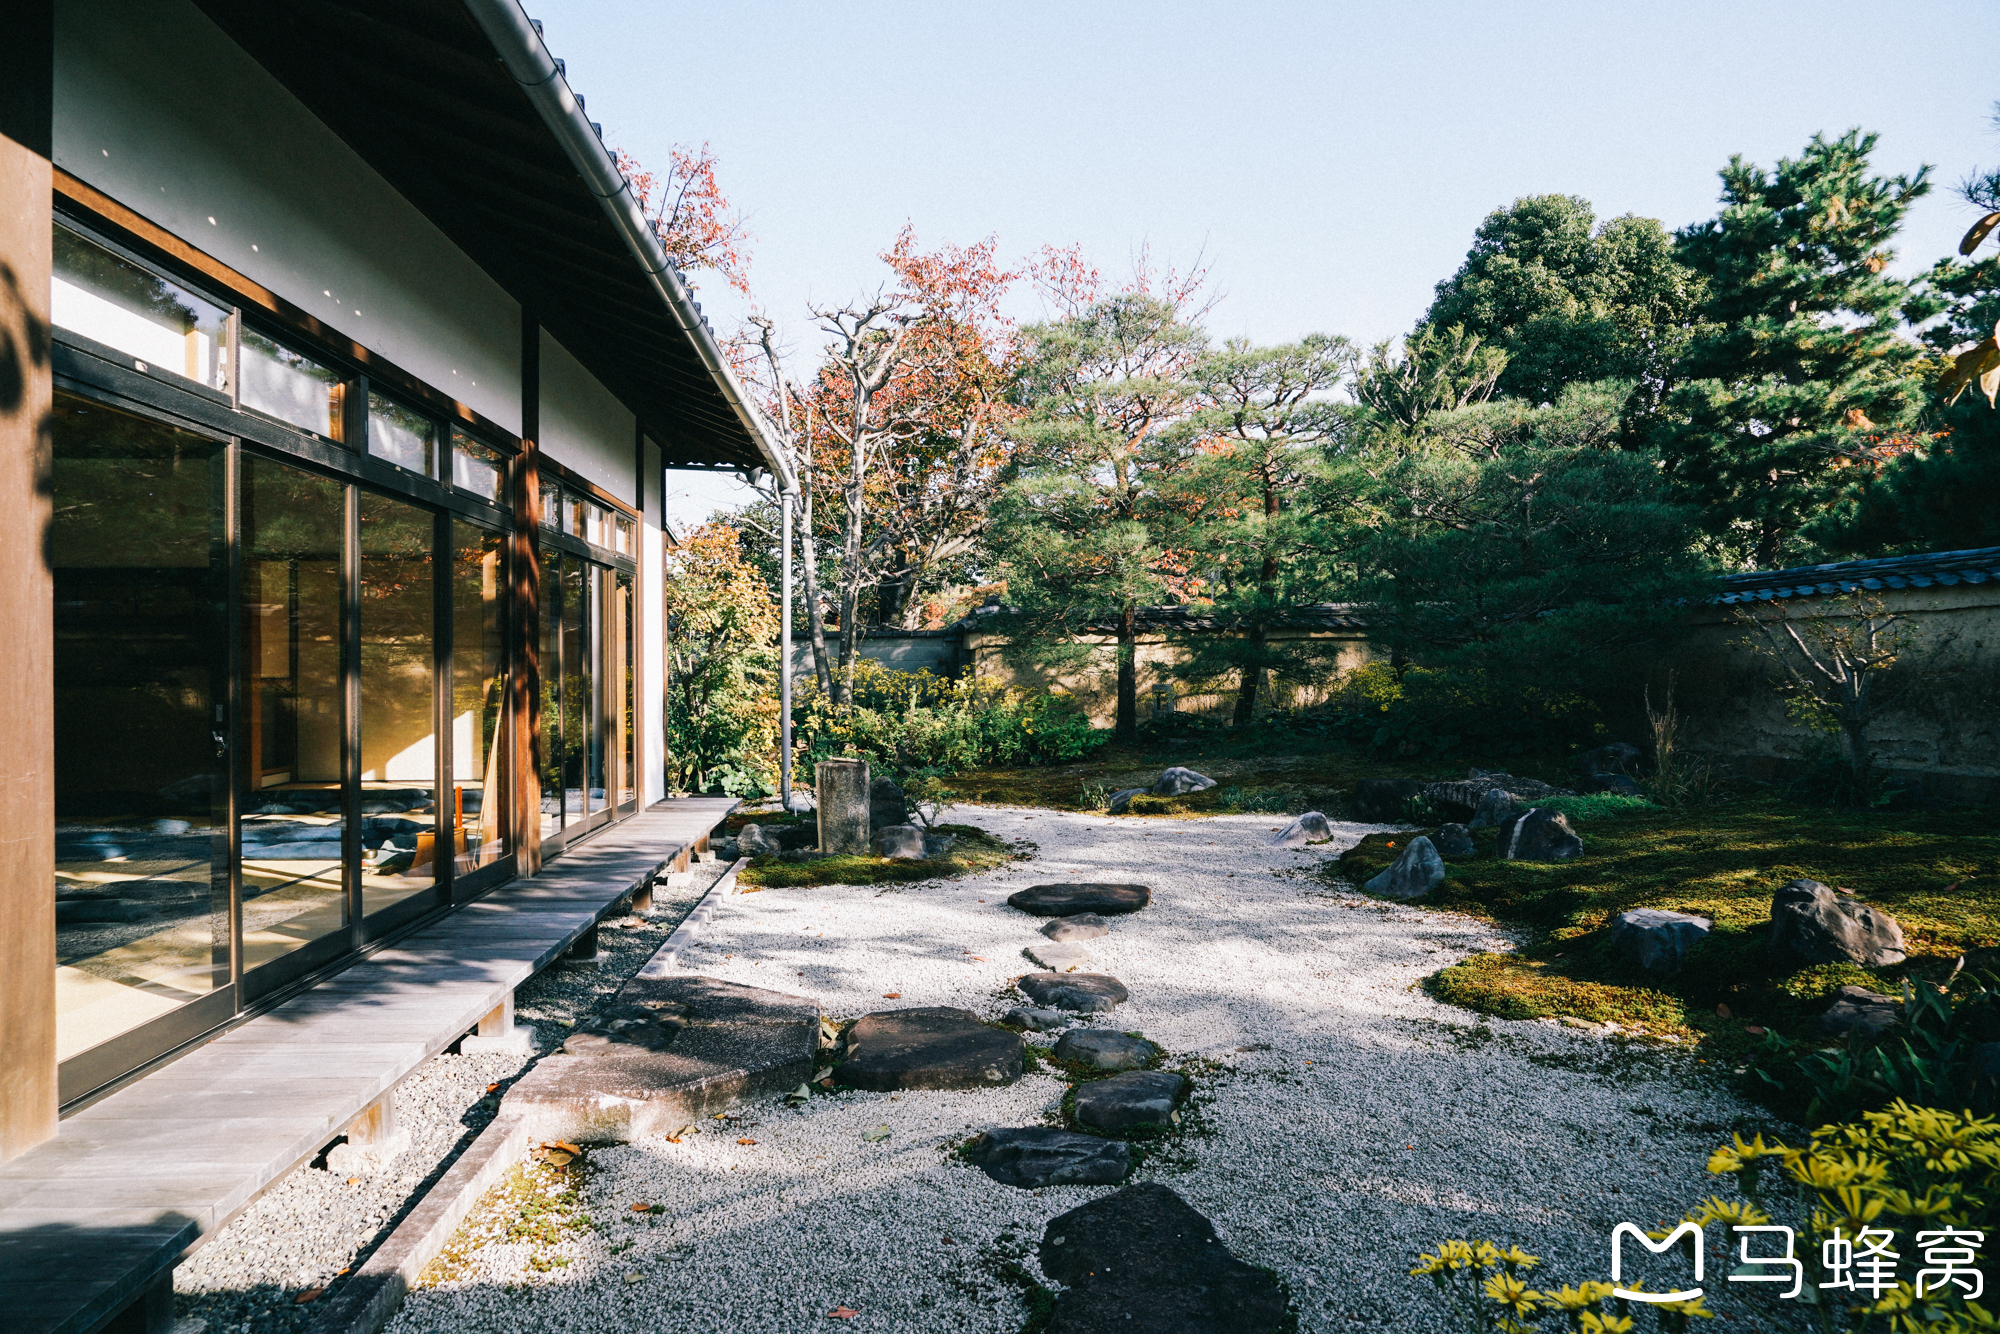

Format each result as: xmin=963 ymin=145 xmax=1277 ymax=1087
xmin=452 ymin=521 xmax=509 ymax=874
xmin=52 ymin=226 xmax=231 ymax=392
xmin=240 ymin=455 xmax=349 ymax=970
xmin=240 ymin=329 xmax=342 ymax=438
xmin=358 ymin=492 xmax=438 ymax=917
xmin=539 ymin=547 xmax=563 ymax=842
xmin=617 ymin=570 xmax=636 ymax=806
xmin=51 ymin=395 xmax=228 ymax=1063
xmin=585 ymin=566 xmax=607 ymax=814
xmin=614 ymin=514 xmax=635 ymax=556
xmin=368 ymin=394 xmax=437 ymax=479
xmin=563 ymin=556 xmax=593 ymax=821
xmin=452 ymin=431 xmax=505 ymax=504
xmin=539 ymin=477 xmax=560 ymax=531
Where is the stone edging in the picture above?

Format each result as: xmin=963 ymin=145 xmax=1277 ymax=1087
xmin=637 ymin=856 xmax=751 ymax=978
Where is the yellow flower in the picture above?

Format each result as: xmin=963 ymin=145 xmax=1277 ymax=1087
xmin=1483 ymin=1271 xmax=1538 ymax=1315
xmin=1579 ymin=1313 xmax=1635 ymax=1334
xmin=1539 ymin=1282 xmax=1616 ymax=1311
xmin=1495 ymin=1245 xmax=1541 ymax=1270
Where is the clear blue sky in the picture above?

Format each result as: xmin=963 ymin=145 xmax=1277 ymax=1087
xmin=525 ymin=0 xmax=2000 ymax=528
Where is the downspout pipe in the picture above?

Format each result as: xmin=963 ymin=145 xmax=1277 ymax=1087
xmin=462 ymin=0 xmax=797 ymax=495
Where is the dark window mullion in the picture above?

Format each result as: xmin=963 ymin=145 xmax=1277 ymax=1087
xmin=343 ymin=482 xmax=362 ymax=943
xmin=223 ymin=436 xmax=244 ymax=1000
xmin=435 ymin=506 xmax=453 ymax=901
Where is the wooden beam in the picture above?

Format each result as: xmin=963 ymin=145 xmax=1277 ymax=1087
xmin=0 ymin=0 xmax=57 ymax=1166
xmin=513 ymin=316 xmax=542 ymax=875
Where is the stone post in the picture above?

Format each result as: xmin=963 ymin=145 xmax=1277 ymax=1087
xmin=816 ymin=758 xmax=871 ymax=855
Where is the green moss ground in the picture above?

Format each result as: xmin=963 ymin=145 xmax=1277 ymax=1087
xmin=736 ymin=823 xmax=1024 ymax=889
xmin=1329 ymin=797 xmax=2000 ymax=1049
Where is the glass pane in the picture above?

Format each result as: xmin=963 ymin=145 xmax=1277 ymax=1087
xmin=359 ymin=492 xmax=438 ymax=917
xmin=51 ymin=395 xmax=227 ymax=1064
xmin=617 ymin=570 xmax=635 ymax=806
xmin=240 ymin=455 xmax=349 ymax=972
xmin=539 ymin=477 xmax=560 ymax=531
xmin=452 ymin=521 xmax=509 ymax=874
xmin=565 ymin=492 xmax=588 ymax=541
xmin=584 ymin=502 xmax=609 ymax=549
xmin=368 ymin=394 xmax=436 ymax=479
xmin=240 ymin=329 xmax=342 ymax=438
xmin=52 ymin=226 xmax=230 ymax=392
xmin=539 ymin=547 xmax=563 ymax=842
xmin=561 ymin=557 xmax=593 ymax=822
xmin=614 ymin=514 xmax=635 ymax=556
xmin=585 ymin=565 xmax=606 ymax=814
xmin=451 ymin=431 xmax=505 ymax=504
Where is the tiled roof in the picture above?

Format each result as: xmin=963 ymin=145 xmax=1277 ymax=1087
xmin=1716 ymin=547 xmax=2000 ymax=604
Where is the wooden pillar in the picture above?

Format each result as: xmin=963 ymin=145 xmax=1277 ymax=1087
xmin=0 ymin=0 xmax=57 ymax=1163
xmin=512 ymin=316 xmax=542 ymax=874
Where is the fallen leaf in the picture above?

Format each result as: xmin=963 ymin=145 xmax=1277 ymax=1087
xmin=882 ymin=992 xmax=901 ymax=999
xmin=942 ymin=1235 xmax=956 ymax=1245
xmin=295 ymin=1289 xmax=324 ymax=1304
xmin=486 ymin=1083 xmax=500 ymax=1093
xmin=1945 ymin=883 xmax=1961 ymax=893
xmin=542 ymin=1150 xmax=574 ymax=1167
xmin=336 ymin=1269 xmax=349 ymax=1277
xmin=1716 ymin=1003 xmax=1731 ymax=1019
xmin=738 ymin=1137 xmax=758 ymax=1145
xmin=346 ymin=1177 xmax=360 ymax=1185
xmin=1746 ymin=1025 xmax=1768 ymax=1037
xmin=631 ymin=1203 xmax=652 ymax=1212
xmin=829 ymin=1309 xmax=861 ymax=1320
xmin=967 ymin=956 xmax=985 ymax=961
xmin=1960 ymin=209 xmax=2000 ymax=255
xmin=552 ymin=1140 xmax=582 ymax=1154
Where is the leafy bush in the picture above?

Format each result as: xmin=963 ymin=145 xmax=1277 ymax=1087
xmin=663 ymin=525 xmax=780 ymax=796
xmin=793 ymin=660 xmax=1101 ymax=777
xmin=1534 ymin=794 xmax=1658 ymax=822
xmin=1409 ymin=1238 xmax=1710 ymax=1332
xmin=1326 ymin=661 xmax=1600 ymax=760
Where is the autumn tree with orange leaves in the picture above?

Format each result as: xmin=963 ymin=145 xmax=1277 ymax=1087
xmin=614 ymin=143 xmax=753 ymax=296
xmin=991 ymin=252 xmax=1214 ymax=744
xmin=742 ymin=229 xmax=1018 ymax=707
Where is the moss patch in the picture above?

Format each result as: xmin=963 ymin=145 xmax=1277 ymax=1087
xmin=737 ymin=823 xmax=1024 ymax=889
xmin=1329 ymin=797 xmax=2000 ymax=1045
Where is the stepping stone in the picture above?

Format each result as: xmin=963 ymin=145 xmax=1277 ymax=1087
xmin=1073 ymin=1070 xmax=1184 ymax=1130
xmin=1054 ymin=1029 xmax=1156 ymax=1072
xmin=1025 ymin=940 xmax=1091 ymax=971
xmin=967 ymin=1127 xmax=1133 ymax=1188
xmin=1019 ymin=972 xmax=1128 ymax=1013
xmin=1039 ymin=1183 xmax=1289 ymax=1332
xmin=833 ymin=1007 xmax=1023 ymax=1091
xmin=1041 ymin=913 xmax=1110 ymax=942
xmin=1008 ymin=883 xmax=1150 ymax=917
xmin=1004 ymin=1005 xmax=1072 ymax=1032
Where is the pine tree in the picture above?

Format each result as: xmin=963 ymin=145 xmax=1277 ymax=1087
xmin=1654 ymin=130 xmax=1939 ymax=569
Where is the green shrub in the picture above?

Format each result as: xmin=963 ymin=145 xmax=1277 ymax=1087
xmin=1217 ymin=785 xmax=1308 ymax=814
xmin=794 ymin=661 xmax=1102 ymax=777
xmin=1326 ymin=661 xmax=1601 ymax=760
xmin=1535 ymin=794 xmax=1658 ymax=822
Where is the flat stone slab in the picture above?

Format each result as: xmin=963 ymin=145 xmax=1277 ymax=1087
xmin=1019 ymin=972 xmax=1129 ymax=1013
xmin=1039 ymin=1183 xmax=1290 ymax=1333
xmin=1073 ymin=1070 xmax=1185 ymax=1130
xmin=1025 ymin=940 xmax=1092 ymax=971
xmin=1041 ymin=913 xmax=1110 ymax=942
xmin=1054 ymin=1029 xmax=1156 ymax=1072
xmin=834 ymin=1007 xmax=1023 ymax=1091
xmin=1004 ymin=1006 xmax=1073 ymax=1032
xmin=1008 ymin=883 xmax=1150 ymax=917
xmin=968 ymin=1127 xmax=1133 ymax=1189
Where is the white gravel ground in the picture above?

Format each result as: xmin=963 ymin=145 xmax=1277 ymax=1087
xmin=387 ymin=806 xmax=1785 ymax=1333
xmin=171 ymin=859 xmax=732 ymax=1334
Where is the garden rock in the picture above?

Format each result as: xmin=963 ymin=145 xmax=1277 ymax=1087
xmin=921 ymin=831 xmax=956 ymax=857
xmin=873 ymin=824 xmax=926 ymax=859
xmin=1351 ymin=778 xmax=1423 ymax=822
xmin=1576 ymin=742 xmax=1643 ymax=777
xmin=1042 ymin=913 xmax=1110 ymax=942
xmin=1498 ymin=809 xmax=1584 ymax=862
xmin=1073 ymin=1070 xmax=1185 ymax=1130
xmin=816 ymin=758 xmax=872 ymax=855
xmin=1269 ymin=812 xmax=1334 ymax=848
xmin=1610 ymin=909 xmax=1712 ymax=973
xmin=1005 ymin=1005 xmax=1072 ymax=1032
xmin=773 ymin=821 xmax=818 ymax=850
xmin=1151 ymin=766 xmax=1216 ymax=797
xmin=1815 ymin=985 xmax=1901 ymax=1038
xmin=967 ymin=1127 xmax=1133 ymax=1189
xmin=1430 ymin=823 xmax=1475 ymax=857
xmin=737 ymin=824 xmax=786 ymax=858
xmin=1767 ymin=879 xmax=1908 ymax=967
xmin=1039 ymin=1183 xmax=1290 ymax=1334
xmin=869 ymin=777 xmax=908 ymax=831
xmin=834 ymin=1007 xmax=1023 ymax=1091
xmin=1019 ymin=972 xmax=1129 ymax=1013
xmin=1468 ymin=787 xmax=1520 ymax=830
xmin=1106 ymin=788 xmax=1148 ymax=814
xmin=1363 ymin=835 xmax=1446 ymax=900
xmin=1054 ymin=1029 xmax=1157 ymax=1073
xmin=1008 ymin=883 xmax=1151 ymax=916
xmin=1026 ymin=940 xmax=1092 ymax=972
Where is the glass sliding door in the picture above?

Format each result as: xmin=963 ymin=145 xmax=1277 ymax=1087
xmin=539 ymin=547 xmax=563 ymax=844
xmin=561 ymin=556 xmax=593 ymax=825
xmin=452 ymin=520 xmax=509 ymax=881
xmin=238 ymin=454 xmax=350 ymax=979
xmin=615 ymin=570 xmax=636 ymax=810
xmin=50 ymin=395 xmax=230 ymax=1075
xmin=358 ymin=492 xmax=440 ymax=922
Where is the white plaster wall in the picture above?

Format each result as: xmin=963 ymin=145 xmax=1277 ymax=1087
xmin=639 ymin=438 xmax=666 ymax=803
xmin=53 ymin=0 xmax=523 ymax=434
xmin=539 ymin=329 xmax=636 ymax=505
